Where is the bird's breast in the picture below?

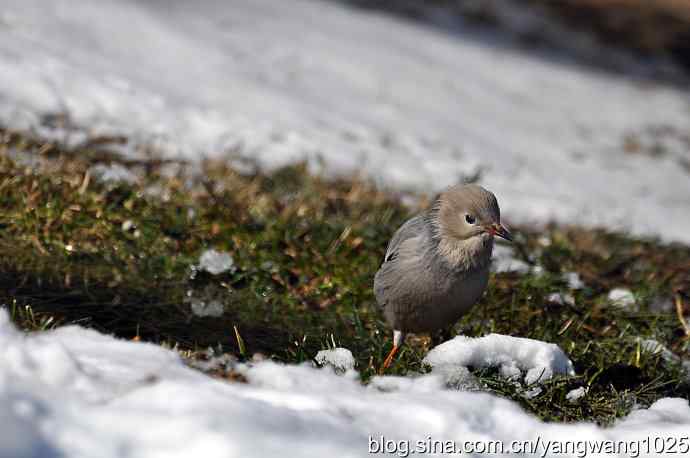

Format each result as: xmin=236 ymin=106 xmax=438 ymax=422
xmin=382 ymin=263 xmax=490 ymax=333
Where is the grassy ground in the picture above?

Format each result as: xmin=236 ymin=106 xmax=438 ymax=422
xmin=1 ymin=126 xmax=689 ymax=425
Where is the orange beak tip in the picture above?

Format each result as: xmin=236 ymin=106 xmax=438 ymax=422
xmin=489 ymin=223 xmax=513 ymax=242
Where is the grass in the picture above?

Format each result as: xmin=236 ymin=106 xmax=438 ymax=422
xmin=1 ymin=125 xmax=689 ymax=425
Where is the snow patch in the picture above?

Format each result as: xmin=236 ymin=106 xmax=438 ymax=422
xmin=640 ymin=339 xmax=677 ymax=363
xmin=367 ymin=373 xmax=447 ymax=393
xmin=198 ymin=249 xmax=235 ymax=275
xmin=88 ymin=163 xmax=138 ymax=185
xmin=547 ymin=292 xmax=575 ymax=307
xmin=423 ymin=334 xmax=575 ymax=385
xmin=563 ymin=272 xmax=585 ymax=290
xmin=638 ymin=339 xmax=690 ymax=382
xmin=616 ymin=398 xmax=690 ymax=429
xmin=608 ymin=288 xmax=636 ymax=309
xmin=1 ymin=311 xmax=690 ymax=456
xmin=522 ymin=386 xmax=542 ymax=400
xmin=1 ymin=0 xmax=690 ymax=242
xmin=491 ymin=244 xmax=530 ymax=273
xmin=185 ymin=285 xmax=226 ymax=318
xmin=566 ymin=387 xmax=587 ymax=403
xmin=314 ymin=348 xmax=356 ymax=373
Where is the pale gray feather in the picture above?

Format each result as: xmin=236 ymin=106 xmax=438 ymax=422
xmin=374 ymin=185 xmax=502 ymax=335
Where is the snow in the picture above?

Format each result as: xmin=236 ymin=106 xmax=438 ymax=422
xmin=491 ymin=243 xmax=531 ymax=273
xmin=563 ymin=272 xmax=585 ymax=290
xmin=566 ymin=387 xmax=587 ymax=403
xmin=640 ymin=339 xmax=678 ymax=363
xmin=2 ymin=0 xmax=690 ymax=453
xmin=185 ymin=285 xmax=226 ymax=318
xmin=1 ymin=0 xmax=690 ymax=243
xmin=608 ymin=288 xmax=636 ymax=309
xmin=522 ymin=386 xmax=543 ymax=400
xmin=618 ymin=398 xmax=690 ymax=430
xmin=88 ymin=163 xmax=138 ymax=185
xmin=367 ymin=372 xmax=447 ymax=394
xmin=637 ymin=339 xmax=690 ymax=383
xmin=185 ymin=250 xmax=235 ymax=316
xmin=198 ymin=249 xmax=235 ymax=275
xmin=423 ymin=333 xmax=575 ymax=385
xmin=547 ymin=292 xmax=575 ymax=307
xmin=314 ymin=348 xmax=356 ymax=373
xmin=1 ymin=311 xmax=690 ymax=457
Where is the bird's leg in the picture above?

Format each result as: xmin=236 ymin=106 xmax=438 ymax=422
xmin=381 ymin=346 xmax=398 ymax=372
xmin=380 ymin=330 xmax=405 ymax=373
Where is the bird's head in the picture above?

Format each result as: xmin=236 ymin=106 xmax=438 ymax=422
xmin=431 ymin=184 xmax=511 ymax=268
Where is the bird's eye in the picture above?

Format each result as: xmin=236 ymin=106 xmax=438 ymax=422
xmin=465 ymin=214 xmax=476 ymax=224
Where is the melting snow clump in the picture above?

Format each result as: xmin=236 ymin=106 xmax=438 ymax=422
xmin=189 ymin=297 xmax=224 ymax=318
xmin=424 ymin=334 xmax=575 ymax=385
xmin=637 ymin=339 xmax=690 ymax=382
xmin=563 ymin=271 xmax=584 ymax=289
xmin=522 ymin=386 xmax=542 ymax=399
xmin=88 ymin=163 xmax=138 ymax=185
xmin=608 ymin=288 xmax=636 ymax=308
xmin=185 ymin=285 xmax=226 ymax=318
xmin=547 ymin=292 xmax=575 ymax=306
xmin=198 ymin=249 xmax=235 ymax=275
xmin=491 ymin=244 xmax=530 ymax=273
xmin=314 ymin=348 xmax=355 ymax=373
xmin=431 ymin=365 xmax=483 ymax=391
xmin=566 ymin=387 xmax=587 ymax=403
xmin=639 ymin=339 xmax=679 ymax=365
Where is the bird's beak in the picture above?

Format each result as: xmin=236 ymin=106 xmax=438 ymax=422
xmin=486 ymin=223 xmax=512 ymax=242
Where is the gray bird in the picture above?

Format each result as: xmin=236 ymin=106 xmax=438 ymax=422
xmin=374 ymin=184 xmax=511 ymax=370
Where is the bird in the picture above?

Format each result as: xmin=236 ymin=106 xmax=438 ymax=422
xmin=374 ymin=184 xmax=512 ymax=371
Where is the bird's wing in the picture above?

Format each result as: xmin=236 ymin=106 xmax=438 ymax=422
xmin=382 ymin=214 xmax=427 ymax=264
xmin=374 ymin=214 xmax=428 ymax=312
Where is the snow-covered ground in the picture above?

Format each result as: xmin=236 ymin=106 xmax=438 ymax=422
xmin=2 ymin=0 xmax=690 ymax=242
xmin=2 ymin=1 xmax=690 ymax=455
xmin=2 ymin=311 xmax=690 ymax=458
xmin=424 ymin=334 xmax=575 ymax=385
